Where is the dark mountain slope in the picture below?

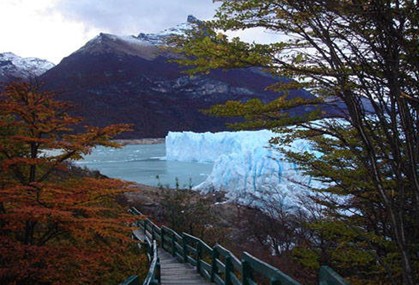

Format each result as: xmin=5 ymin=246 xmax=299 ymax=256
xmin=40 ymin=18 xmax=320 ymax=138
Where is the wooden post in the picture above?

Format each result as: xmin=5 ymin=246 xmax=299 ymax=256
xmin=171 ymin=232 xmax=176 ymax=256
xmin=161 ymin=228 xmax=165 ymax=250
xmin=143 ymin=220 xmax=148 ymax=235
xmin=210 ymin=248 xmax=219 ymax=282
xmin=182 ymin=234 xmax=188 ymax=263
xmin=242 ymin=260 xmax=252 ymax=285
xmin=196 ymin=241 xmax=202 ymax=274
xmin=156 ymin=257 xmax=161 ymax=284
xmin=225 ymin=255 xmax=233 ymax=285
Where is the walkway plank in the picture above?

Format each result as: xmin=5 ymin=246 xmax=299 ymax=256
xmin=159 ymin=250 xmax=212 ymax=285
xmin=132 ymin=228 xmax=211 ymax=284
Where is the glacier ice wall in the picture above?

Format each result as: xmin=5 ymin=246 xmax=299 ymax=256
xmin=165 ymin=130 xmax=316 ymax=208
xmin=166 ymin=130 xmax=276 ymax=162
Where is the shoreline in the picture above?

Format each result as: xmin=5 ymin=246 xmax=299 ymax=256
xmin=113 ymin=138 xmax=165 ymax=145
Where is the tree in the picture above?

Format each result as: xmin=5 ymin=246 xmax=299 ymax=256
xmin=174 ymin=1 xmax=418 ymax=284
xmin=0 ymin=81 xmax=144 ymax=284
xmin=158 ymin=187 xmax=224 ymax=241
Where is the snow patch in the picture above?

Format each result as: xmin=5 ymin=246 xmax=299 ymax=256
xmin=136 ymin=14 xmax=199 ymax=45
xmin=77 ymin=15 xmax=200 ymax=55
xmin=0 ymin=52 xmax=54 ymax=78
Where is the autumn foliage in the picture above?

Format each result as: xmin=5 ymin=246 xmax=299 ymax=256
xmin=0 ymin=81 xmax=144 ymax=284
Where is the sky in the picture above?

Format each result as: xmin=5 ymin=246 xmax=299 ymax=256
xmin=0 ymin=0 xmax=220 ymax=64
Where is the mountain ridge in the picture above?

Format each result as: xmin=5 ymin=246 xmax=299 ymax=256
xmin=0 ymin=52 xmax=54 ymax=82
xmin=3 ymin=16 xmax=329 ymax=138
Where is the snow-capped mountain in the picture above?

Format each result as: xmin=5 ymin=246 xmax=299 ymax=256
xmin=136 ymin=15 xmax=201 ymax=45
xmin=40 ymin=15 xmax=335 ymax=138
xmin=74 ymin=15 xmax=199 ymax=59
xmin=0 ymin=52 xmax=54 ymax=82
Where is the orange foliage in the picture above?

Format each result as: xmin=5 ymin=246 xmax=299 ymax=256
xmin=0 ymin=81 xmax=142 ymax=284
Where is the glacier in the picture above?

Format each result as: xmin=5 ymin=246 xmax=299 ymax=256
xmin=165 ymin=130 xmax=318 ymax=209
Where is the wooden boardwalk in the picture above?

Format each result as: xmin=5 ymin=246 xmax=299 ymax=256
xmin=129 ymin=209 xmax=349 ymax=285
xmin=159 ymin=250 xmax=211 ymax=285
xmin=133 ymin=229 xmax=211 ymax=285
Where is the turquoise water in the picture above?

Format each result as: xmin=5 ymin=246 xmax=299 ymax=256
xmin=74 ymin=144 xmax=213 ymax=188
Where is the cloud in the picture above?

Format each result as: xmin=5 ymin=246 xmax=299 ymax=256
xmin=1 ymin=0 xmax=278 ymax=64
xmin=52 ymin=0 xmax=219 ymax=35
xmin=0 ymin=0 xmax=102 ymax=63
xmin=0 ymin=0 xmax=220 ymax=63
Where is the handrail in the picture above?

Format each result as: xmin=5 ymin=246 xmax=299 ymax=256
xmin=142 ymin=240 xmax=160 ymax=285
xmin=138 ymin=220 xmax=161 ymax=285
xmin=242 ymin=252 xmax=300 ymax=285
xmin=125 ymin=207 xmax=349 ymax=285
xmin=319 ymin=266 xmax=349 ymax=285
xmin=119 ymin=275 xmax=140 ymax=285
xmin=121 ymin=208 xmax=161 ymax=285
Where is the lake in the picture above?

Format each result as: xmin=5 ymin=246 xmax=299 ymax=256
xmin=74 ymin=143 xmax=213 ymax=188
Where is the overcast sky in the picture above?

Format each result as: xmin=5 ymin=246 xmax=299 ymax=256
xmin=0 ymin=0 xmax=220 ymax=64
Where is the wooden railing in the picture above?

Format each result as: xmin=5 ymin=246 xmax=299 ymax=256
xmin=120 ymin=275 xmax=140 ymax=285
xmin=122 ymin=207 xmax=349 ymax=285
xmin=142 ymin=240 xmax=160 ymax=285
xmin=319 ymin=266 xmax=349 ymax=285
xmin=120 ymin=208 xmax=160 ymax=285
